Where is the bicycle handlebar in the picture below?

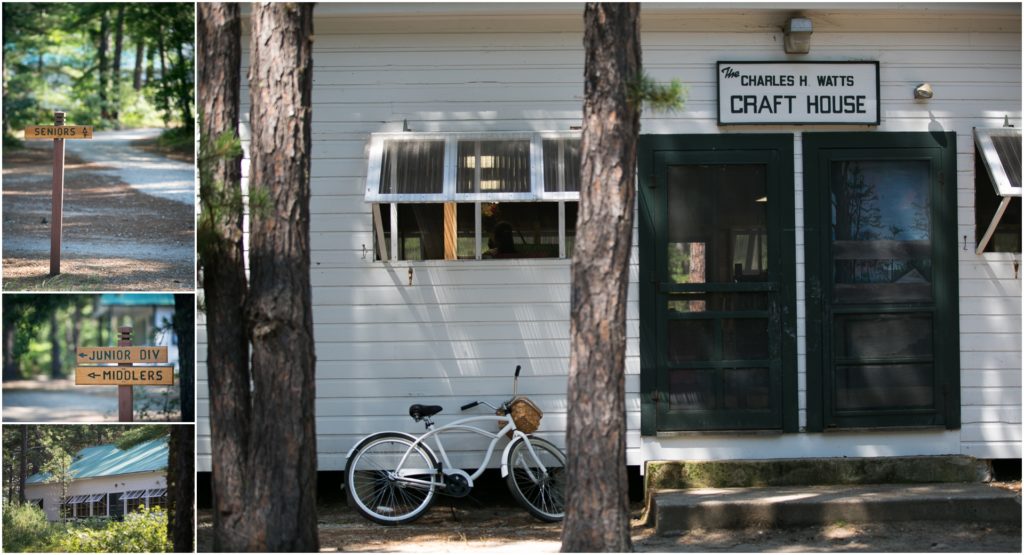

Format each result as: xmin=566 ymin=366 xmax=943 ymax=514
xmin=515 ymin=365 xmax=521 ymax=378
xmin=460 ymin=401 xmax=480 ymax=411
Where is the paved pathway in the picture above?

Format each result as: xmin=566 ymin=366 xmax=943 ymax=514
xmin=63 ymin=128 xmax=195 ymax=205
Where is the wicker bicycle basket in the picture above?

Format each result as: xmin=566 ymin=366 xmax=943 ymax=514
xmin=498 ymin=396 xmax=543 ymax=436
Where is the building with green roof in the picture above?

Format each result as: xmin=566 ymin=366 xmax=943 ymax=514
xmin=24 ymin=437 xmax=168 ymax=521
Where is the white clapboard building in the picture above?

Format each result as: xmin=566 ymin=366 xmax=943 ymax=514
xmin=197 ymin=3 xmax=1021 ymax=478
xmin=24 ymin=438 xmax=168 ymax=522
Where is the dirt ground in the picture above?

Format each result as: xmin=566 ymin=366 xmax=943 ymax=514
xmin=196 ymin=483 xmax=1022 ymax=552
xmin=2 ymin=146 xmax=194 ymax=291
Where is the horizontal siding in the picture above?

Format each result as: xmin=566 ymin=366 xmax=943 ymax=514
xmin=198 ymin=8 xmax=1022 ymax=471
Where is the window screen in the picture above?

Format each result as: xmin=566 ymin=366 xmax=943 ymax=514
xmin=379 ymin=140 xmax=445 ymax=195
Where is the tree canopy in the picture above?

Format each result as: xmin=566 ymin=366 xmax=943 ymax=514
xmin=2 ymin=2 xmax=193 ymax=137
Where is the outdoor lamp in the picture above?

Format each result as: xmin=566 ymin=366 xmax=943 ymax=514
xmin=784 ymin=17 xmax=813 ymax=54
xmin=914 ymin=83 xmax=934 ymax=99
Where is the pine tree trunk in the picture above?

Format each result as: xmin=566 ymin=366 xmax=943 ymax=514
xmin=245 ymin=3 xmax=319 ymax=550
xmin=168 ymin=425 xmax=194 ymax=552
xmin=560 ymin=3 xmax=641 ymax=553
xmin=49 ymin=310 xmax=61 ymax=379
xmin=196 ymin=3 xmax=251 ymax=552
xmin=173 ymin=295 xmax=195 ymax=422
xmin=175 ymin=41 xmax=193 ymax=127
xmin=18 ymin=426 xmax=28 ymax=503
xmin=97 ymin=9 xmax=110 ymax=121
xmin=133 ymin=41 xmax=144 ymax=90
xmin=111 ymin=4 xmax=125 ymax=123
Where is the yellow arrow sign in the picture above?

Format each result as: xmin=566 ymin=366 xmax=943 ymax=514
xmin=76 ymin=366 xmax=175 ymax=386
xmin=77 ymin=346 xmax=169 ymax=364
xmin=24 ymin=125 xmax=94 ymax=140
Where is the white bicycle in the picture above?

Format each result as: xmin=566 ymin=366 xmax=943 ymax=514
xmin=344 ymin=365 xmax=566 ymax=525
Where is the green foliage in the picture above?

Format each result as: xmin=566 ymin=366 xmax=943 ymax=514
xmin=197 ymin=119 xmax=245 ymax=268
xmin=2 ymin=3 xmax=193 ymax=133
xmin=2 ymin=501 xmax=57 ymax=553
xmin=156 ymin=126 xmax=196 ymax=156
xmin=2 ymin=294 xmax=97 ymax=379
xmin=51 ymin=509 xmax=171 ymax=553
xmin=629 ymin=73 xmax=687 ymax=113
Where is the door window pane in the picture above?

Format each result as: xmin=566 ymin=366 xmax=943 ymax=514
xmin=835 ymin=314 xmax=933 ymax=359
xmin=831 ymin=160 xmax=932 ymax=303
xmin=667 ymin=292 xmax=769 ymax=314
xmin=666 ymin=319 xmax=714 ymax=362
xmin=836 ymin=364 xmax=934 ymax=410
xmin=723 ymin=368 xmax=771 ymax=410
xmin=668 ymin=370 xmax=715 ymax=410
xmin=457 ymin=140 xmax=531 ymax=193
xmin=379 ymin=140 xmax=445 ymax=194
xmin=667 ymin=165 xmax=768 ymax=284
xmin=722 ymin=318 xmax=770 ymax=360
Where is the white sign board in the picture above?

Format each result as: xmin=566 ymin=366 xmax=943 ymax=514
xmin=717 ymin=62 xmax=880 ymax=125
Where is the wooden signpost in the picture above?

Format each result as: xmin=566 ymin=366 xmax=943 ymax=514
xmin=22 ymin=111 xmax=94 ymax=276
xmin=75 ymin=327 xmax=174 ymax=422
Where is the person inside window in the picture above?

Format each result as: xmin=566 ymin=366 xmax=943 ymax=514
xmin=484 ymin=221 xmax=518 ymax=258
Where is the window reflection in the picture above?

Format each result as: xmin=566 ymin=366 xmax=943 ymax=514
xmin=830 ymin=160 xmax=932 ymax=303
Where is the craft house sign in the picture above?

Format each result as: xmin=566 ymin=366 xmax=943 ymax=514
xmin=717 ymin=61 xmax=880 ymax=125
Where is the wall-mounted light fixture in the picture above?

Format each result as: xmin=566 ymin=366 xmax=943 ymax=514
xmin=914 ymin=83 xmax=934 ymax=99
xmin=784 ymin=17 xmax=813 ymax=54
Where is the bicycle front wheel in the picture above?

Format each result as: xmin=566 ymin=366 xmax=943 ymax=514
xmin=345 ymin=432 xmax=438 ymax=525
xmin=505 ymin=436 xmax=566 ymax=522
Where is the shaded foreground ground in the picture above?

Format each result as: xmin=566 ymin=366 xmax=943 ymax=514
xmin=2 ymin=145 xmax=193 ymax=291
xmin=197 ymin=483 xmax=1021 ymax=552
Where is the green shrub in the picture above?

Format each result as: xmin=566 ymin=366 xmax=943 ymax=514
xmin=2 ymin=501 xmax=57 ymax=552
xmin=53 ymin=508 xmax=170 ymax=553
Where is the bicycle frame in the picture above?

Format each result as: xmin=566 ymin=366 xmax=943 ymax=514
xmin=389 ymin=413 xmax=551 ymax=491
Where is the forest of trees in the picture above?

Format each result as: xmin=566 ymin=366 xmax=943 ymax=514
xmin=2 ymin=2 xmax=193 ymax=142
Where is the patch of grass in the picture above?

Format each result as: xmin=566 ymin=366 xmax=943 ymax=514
xmin=157 ymin=126 xmax=196 ymax=158
xmin=4 ymin=133 xmax=26 ymax=150
xmin=4 ymin=273 xmax=104 ymax=292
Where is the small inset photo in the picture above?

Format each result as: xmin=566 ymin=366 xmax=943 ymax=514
xmin=1 ymin=424 xmax=194 ymax=553
xmin=1 ymin=2 xmax=195 ymax=292
xmin=2 ymin=293 xmax=195 ymax=423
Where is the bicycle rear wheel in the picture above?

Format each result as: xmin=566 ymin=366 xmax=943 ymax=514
xmin=505 ymin=436 xmax=566 ymax=522
xmin=345 ymin=432 xmax=438 ymax=525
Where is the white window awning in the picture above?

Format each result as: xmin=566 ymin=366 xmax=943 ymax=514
xmin=975 ymin=127 xmax=1022 ymax=254
xmin=120 ymin=490 xmax=146 ymax=500
xmin=85 ymin=493 xmax=105 ymax=503
xmin=145 ymin=488 xmax=167 ymax=498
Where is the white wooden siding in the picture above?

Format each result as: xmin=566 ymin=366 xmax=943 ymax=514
xmin=197 ymin=5 xmax=1021 ymax=471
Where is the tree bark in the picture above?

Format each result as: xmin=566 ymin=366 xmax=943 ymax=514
xmin=168 ymin=425 xmax=195 ymax=552
xmin=2 ymin=317 xmax=17 ymax=381
xmin=49 ymin=310 xmax=61 ymax=379
xmin=111 ymin=4 xmax=125 ymax=123
xmin=18 ymin=426 xmax=28 ymax=503
xmin=174 ymin=295 xmax=195 ymax=423
xmin=145 ymin=44 xmax=155 ymax=87
xmin=245 ymin=3 xmax=319 ymax=550
xmin=196 ymin=3 xmax=251 ymax=552
xmin=133 ymin=40 xmax=144 ymax=90
xmin=157 ymin=28 xmax=169 ymax=126
xmin=97 ymin=8 xmax=110 ymax=121
xmin=560 ymin=3 xmax=641 ymax=553
xmin=174 ymin=41 xmax=193 ymax=127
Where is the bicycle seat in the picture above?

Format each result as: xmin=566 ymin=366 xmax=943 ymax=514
xmin=409 ymin=404 xmax=442 ymax=421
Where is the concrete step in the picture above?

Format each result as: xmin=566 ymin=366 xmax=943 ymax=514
xmin=649 ymin=483 xmax=1022 ymax=535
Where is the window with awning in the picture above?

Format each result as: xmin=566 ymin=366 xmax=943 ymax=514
xmin=974 ymin=127 xmax=1021 ymax=254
